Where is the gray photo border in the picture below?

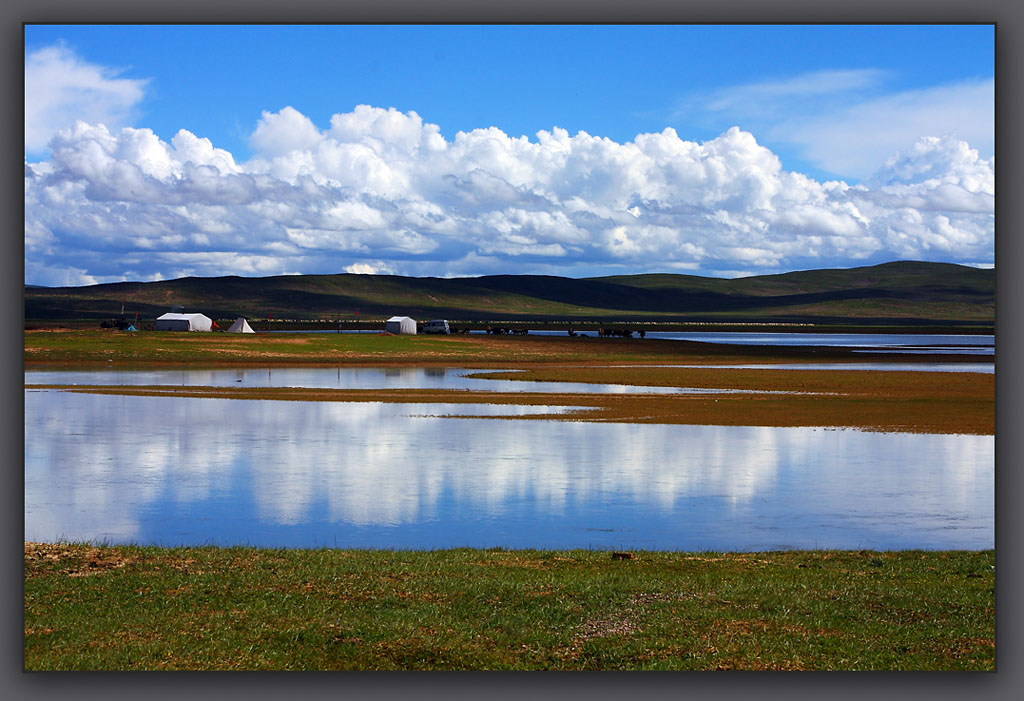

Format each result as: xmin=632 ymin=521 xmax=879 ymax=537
xmin=6 ymin=3 xmax=1017 ymax=699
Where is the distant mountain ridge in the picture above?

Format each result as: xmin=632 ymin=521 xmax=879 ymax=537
xmin=24 ymin=261 xmax=994 ymax=325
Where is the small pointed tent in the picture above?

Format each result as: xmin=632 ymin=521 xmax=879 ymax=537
xmin=227 ymin=317 xmax=255 ymax=333
xmin=156 ymin=312 xmax=213 ymax=332
xmin=385 ymin=316 xmax=417 ymax=334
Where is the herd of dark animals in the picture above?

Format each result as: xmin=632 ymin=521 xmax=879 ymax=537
xmin=483 ymin=326 xmax=530 ymax=335
xmin=599 ymin=328 xmax=645 ymax=338
xmin=568 ymin=328 xmax=645 ymax=339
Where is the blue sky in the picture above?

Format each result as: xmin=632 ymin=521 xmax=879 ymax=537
xmin=24 ymin=25 xmax=994 ymax=285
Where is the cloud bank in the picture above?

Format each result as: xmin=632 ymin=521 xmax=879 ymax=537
xmin=25 ymin=104 xmax=994 ymax=286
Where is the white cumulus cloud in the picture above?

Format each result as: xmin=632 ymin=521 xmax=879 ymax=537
xmin=24 ymin=104 xmax=994 ymax=286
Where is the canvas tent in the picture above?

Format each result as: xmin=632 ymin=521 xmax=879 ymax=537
xmin=156 ymin=312 xmax=214 ymax=332
xmin=385 ymin=316 xmax=417 ymax=334
xmin=227 ymin=317 xmax=255 ymax=333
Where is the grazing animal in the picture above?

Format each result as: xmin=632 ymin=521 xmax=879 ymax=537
xmin=611 ymin=552 xmax=633 ymax=560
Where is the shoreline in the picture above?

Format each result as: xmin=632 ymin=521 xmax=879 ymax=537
xmin=23 ymin=328 xmax=992 ymax=365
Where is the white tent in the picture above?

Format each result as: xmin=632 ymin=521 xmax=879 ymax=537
xmin=156 ymin=312 xmax=214 ymax=332
xmin=227 ymin=317 xmax=255 ymax=333
xmin=385 ymin=316 xmax=417 ymax=334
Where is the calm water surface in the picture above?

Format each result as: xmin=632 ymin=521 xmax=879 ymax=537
xmin=493 ymin=330 xmax=994 ymax=354
xmin=643 ymin=363 xmax=993 ymax=374
xmin=24 ymin=363 xmax=992 ymax=398
xmin=24 ymin=367 xmax=757 ymax=394
xmin=281 ymin=329 xmax=994 ymax=355
xmin=25 ymin=389 xmax=993 ymax=551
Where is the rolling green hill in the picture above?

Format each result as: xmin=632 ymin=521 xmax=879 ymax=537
xmin=24 ymin=261 xmax=994 ymax=327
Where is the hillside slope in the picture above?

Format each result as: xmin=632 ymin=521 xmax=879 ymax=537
xmin=24 ymin=261 xmax=994 ymax=325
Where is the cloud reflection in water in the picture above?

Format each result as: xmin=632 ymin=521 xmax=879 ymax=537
xmin=25 ymin=390 xmax=993 ymax=550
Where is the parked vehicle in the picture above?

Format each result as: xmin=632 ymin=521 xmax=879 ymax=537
xmin=422 ymin=319 xmax=450 ymax=334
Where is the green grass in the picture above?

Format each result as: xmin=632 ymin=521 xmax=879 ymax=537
xmin=25 ymin=328 xmax=988 ymax=367
xmin=25 ymin=328 xmax=459 ymax=364
xmin=24 ymin=544 xmax=994 ymax=671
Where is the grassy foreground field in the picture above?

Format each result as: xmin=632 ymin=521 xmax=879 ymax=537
xmin=24 ymin=543 xmax=994 ymax=671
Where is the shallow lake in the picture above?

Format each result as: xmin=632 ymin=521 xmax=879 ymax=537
xmin=643 ymin=363 xmax=993 ymax=374
xmin=278 ymin=329 xmax=995 ymax=355
xmin=25 ymin=388 xmax=993 ymax=551
xmin=485 ymin=330 xmax=995 ymax=355
xmin=24 ymin=367 xmax=738 ymax=395
xmin=23 ymin=362 xmax=992 ymax=399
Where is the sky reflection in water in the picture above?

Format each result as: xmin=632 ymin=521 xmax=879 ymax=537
xmin=500 ymin=331 xmax=995 ymax=354
xmin=25 ymin=389 xmax=993 ymax=551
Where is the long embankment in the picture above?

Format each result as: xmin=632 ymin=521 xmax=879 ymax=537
xmin=24 ymin=329 xmax=994 ymax=435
